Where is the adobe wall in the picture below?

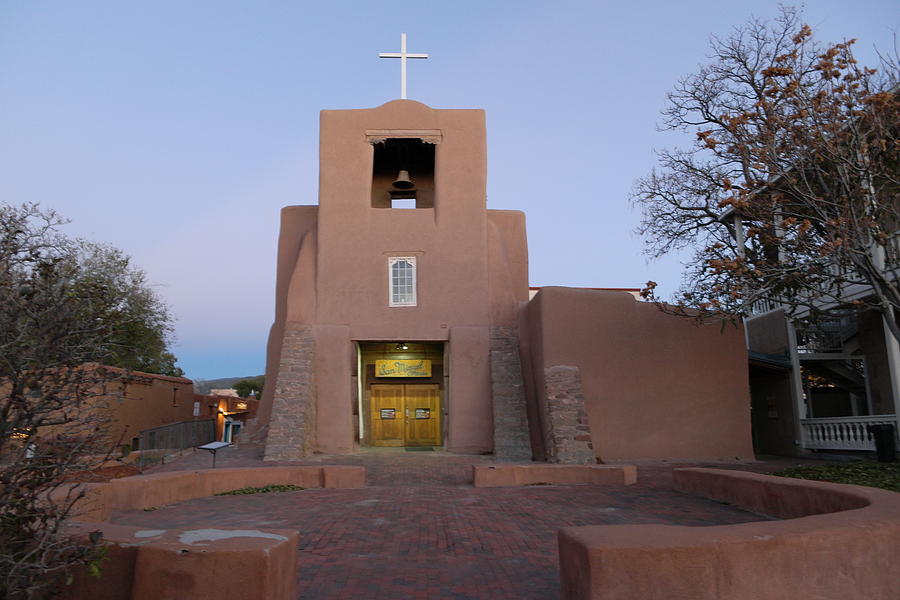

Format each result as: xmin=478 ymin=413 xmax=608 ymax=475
xmin=486 ymin=210 xmax=529 ymax=326
xmin=108 ymin=374 xmax=196 ymax=449
xmin=313 ymin=325 xmax=354 ymax=454
xmin=524 ymin=288 xmax=753 ymax=461
xmin=447 ymin=326 xmax=493 ymax=453
xmin=58 ymin=466 xmax=365 ymax=523
xmin=558 ymin=468 xmax=900 ymax=599
xmin=261 ymin=101 xmax=530 ymax=456
xmin=257 ymin=205 xmax=318 ymax=431
xmin=72 ymin=525 xmax=298 ymax=600
xmin=314 ymin=101 xmax=486 ymax=340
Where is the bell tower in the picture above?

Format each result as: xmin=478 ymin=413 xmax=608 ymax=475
xmin=259 ymin=97 xmax=531 ymax=461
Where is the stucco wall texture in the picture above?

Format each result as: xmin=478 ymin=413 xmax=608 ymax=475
xmin=109 ymin=373 xmax=196 ymax=448
xmin=30 ymin=368 xmax=197 ymax=450
xmin=524 ymin=287 xmax=754 ymax=461
xmin=261 ymin=100 xmax=529 ymax=458
xmin=559 ymin=468 xmax=900 ymax=599
xmin=260 ymin=100 xmax=753 ymax=462
xmin=57 ymin=466 xmax=364 ymax=600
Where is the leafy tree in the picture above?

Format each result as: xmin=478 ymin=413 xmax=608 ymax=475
xmin=0 ymin=203 xmax=181 ymax=598
xmin=72 ymin=242 xmax=183 ymax=377
xmin=633 ymin=7 xmax=899 ymax=338
xmin=232 ymin=376 xmax=264 ymax=399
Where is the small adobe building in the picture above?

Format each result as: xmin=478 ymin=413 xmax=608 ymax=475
xmin=257 ymin=99 xmax=753 ymax=463
xmin=106 ymin=368 xmax=196 ymax=450
xmin=24 ymin=365 xmax=197 ymax=452
xmin=200 ymin=390 xmax=259 ymax=443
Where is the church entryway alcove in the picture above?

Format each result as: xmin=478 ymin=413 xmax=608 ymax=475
xmin=357 ymin=341 xmax=445 ymax=448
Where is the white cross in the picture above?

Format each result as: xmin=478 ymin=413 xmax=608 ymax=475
xmin=379 ymin=33 xmax=428 ymax=100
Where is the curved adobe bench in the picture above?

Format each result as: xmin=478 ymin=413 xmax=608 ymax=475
xmin=61 ymin=522 xmax=299 ymax=600
xmin=59 ymin=466 xmax=364 ymax=600
xmin=558 ymin=468 xmax=900 ymax=600
xmin=69 ymin=465 xmax=364 ymax=521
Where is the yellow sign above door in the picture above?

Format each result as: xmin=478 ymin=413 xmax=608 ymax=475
xmin=375 ymin=359 xmax=432 ymax=378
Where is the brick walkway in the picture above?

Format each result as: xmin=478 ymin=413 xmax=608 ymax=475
xmin=112 ymin=449 xmax=823 ymax=599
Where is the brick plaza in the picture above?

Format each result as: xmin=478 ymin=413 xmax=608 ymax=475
xmin=111 ymin=449 xmax=812 ymax=599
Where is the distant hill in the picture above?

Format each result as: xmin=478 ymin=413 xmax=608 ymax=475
xmin=193 ymin=375 xmax=263 ymax=395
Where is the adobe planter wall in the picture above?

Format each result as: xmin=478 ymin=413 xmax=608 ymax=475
xmin=63 ymin=465 xmax=365 ymax=521
xmin=58 ymin=466 xmax=364 ymax=599
xmin=103 ymin=465 xmax=364 ymax=513
xmin=558 ymin=468 xmax=900 ymax=600
xmin=61 ymin=523 xmax=299 ymax=600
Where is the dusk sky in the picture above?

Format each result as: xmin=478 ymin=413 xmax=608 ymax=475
xmin=2 ymin=1 xmax=897 ymax=380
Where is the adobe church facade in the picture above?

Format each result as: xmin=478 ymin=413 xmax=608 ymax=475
xmin=257 ymin=99 xmax=754 ymax=463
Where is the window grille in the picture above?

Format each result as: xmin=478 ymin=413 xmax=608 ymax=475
xmin=389 ymin=257 xmax=417 ymax=306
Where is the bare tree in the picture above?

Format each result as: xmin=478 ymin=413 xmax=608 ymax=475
xmin=634 ymin=7 xmax=899 ymax=338
xmin=0 ymin=204 xmax=178 ymax=598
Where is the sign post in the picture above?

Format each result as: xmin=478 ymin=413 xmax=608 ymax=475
xmin=197 ymin=441 xmax=231 ymax=468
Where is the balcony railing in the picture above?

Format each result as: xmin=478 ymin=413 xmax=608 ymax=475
xmin=801 ymin=415 xmax=898 ymax=451
xmin=749 ymin=296 xmax=784 ymax=315
xmin=747 ymin=233 xmax=900 ymax=317
xmin=795 ymin=314 xmax=859 ymax=354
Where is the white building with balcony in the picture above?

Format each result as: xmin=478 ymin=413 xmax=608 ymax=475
xmin=743 ymin=271 xmax=900 ymax=456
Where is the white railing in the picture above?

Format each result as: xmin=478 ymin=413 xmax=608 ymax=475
xmin=801 ymin=415 xmax=897 ymax=451
xmin=749 ymin=296 xmax=783 ymax=315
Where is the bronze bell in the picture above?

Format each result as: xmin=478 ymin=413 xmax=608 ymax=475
xmin=392 ymin=170 xmax=414 ymax=189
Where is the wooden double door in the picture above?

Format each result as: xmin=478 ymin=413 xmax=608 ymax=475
xmin=370 ymin=384 xmax=441 ymax=447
